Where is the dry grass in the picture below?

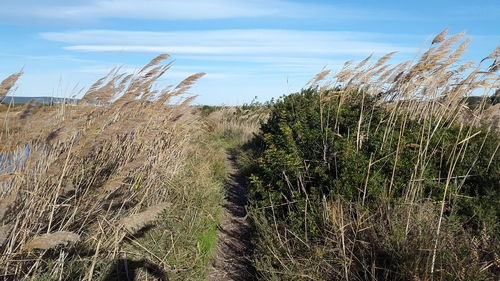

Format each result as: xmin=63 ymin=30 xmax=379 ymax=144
xmin=0 ymin=72 xmax=23 ymax=101
xmin=23 ymin=232 xmax=80 ymax=251
xmin=118 ymin=202 xmax=170 ymax=234
xmin=0 ymin=55 xmax=226 ymax=280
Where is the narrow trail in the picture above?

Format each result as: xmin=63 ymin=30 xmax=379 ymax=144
xmin=208 ymin=153 xmax=255 ymax=281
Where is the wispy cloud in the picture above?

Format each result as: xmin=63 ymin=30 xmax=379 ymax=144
xmin=63 ymin=44 xmax=415 ymax=55
xmin=77 ymin=64 xmax=233 ymax=79
xmin=42 ymin=29 xmax=418 ymax=58
xmin=1 ymin=0 xmax=410 ymax=24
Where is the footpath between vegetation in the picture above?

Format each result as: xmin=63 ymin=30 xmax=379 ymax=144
xmin=208 ymin=152 xmax=255 ymax=281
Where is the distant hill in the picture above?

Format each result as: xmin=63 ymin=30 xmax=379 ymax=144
xmin=0 ymin=96 xmax=79 ymax=105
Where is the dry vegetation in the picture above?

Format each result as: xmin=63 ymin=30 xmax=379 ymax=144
xmin=0 ymin=55 xmax=233 ymax=280
xmin=0 ymin=29 xmax=499 ymax=281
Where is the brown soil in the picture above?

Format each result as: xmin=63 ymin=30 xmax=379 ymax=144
xmin=208 ymin=153 xmax=255 ymax=281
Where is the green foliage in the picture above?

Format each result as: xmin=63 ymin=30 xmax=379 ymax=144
xmin=198 ymin=105 xmax=222 ymax=118
xmin=247 ymin=87 xmax=500 ymax=280
xmin=250 ymin=87 xmax=498 ymax=225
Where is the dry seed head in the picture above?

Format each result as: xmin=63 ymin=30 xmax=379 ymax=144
xmin=23 ymin=231 xmax=80 ymax=250
xmin=0 ymin=189 xmax=18 ymax=221
xmin=80 ymin=76 xmax=108 ymax=103
xmin=0 ymin=72 xmax=23 ymax=99
xmin=309 ymin=70 xmax=331 ymax=85
xmin=19 ymin=99 xmax=36 ymax=120
xmin=179 ymin=95 xmax=198 ymax=107
xmin=483 ymin=46 xmax=500 ymax=61
xmin=173 ymin=72 xmax=206 ymax=93
xmin=335 ymin=68 xmax=354 ymax=82
xmin=435 ymin=31 xmax=465 ymax=55
xmin=488 ymin=60 xmax=499 ymax=72
xmin=0 ymin=224 xmax=12 ymax=246
xmin=372 ymin=51 xmax=398 ymax=69
xmin=118 ymin=202 xmax=170 ymax=234
xmin=446 ymin=38 xmax=471 ymax=64
xmin=355 ymin=53 xmax=373 ymax=70
xmin=139 ymin=54 xmax=170 ymax=73
xmin=432 ymin=28 xmax=449 ymax=44
xmin=99 ymin=178 xmax=126 ymax=196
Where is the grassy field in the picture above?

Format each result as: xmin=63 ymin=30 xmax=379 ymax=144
xmin=0 ymin=30 xmax=499 ymax=280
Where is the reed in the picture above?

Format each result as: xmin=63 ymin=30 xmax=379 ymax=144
xmin=0 ymin=55 xmax=227 ymax=280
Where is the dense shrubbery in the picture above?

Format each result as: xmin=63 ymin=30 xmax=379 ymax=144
xmin=247 ymin=88 xmax=499 ymax=280
xmin=250 ymin=88 xmax=498 ymax=228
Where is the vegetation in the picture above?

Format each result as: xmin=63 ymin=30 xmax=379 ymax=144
xmin=0 ymin=55 xmax=230 ymax=280
xmin=246 ymin=30 xmax=500 ymax=280
xmin=0 ymin=29 xmax=498 ymax=281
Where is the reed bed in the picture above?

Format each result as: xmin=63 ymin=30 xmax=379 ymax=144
xmin=0 ymin=55 xmax=226 ymax=280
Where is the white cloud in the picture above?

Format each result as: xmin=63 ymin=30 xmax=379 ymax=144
xmin=0 ymin=0 xmax=331 ymax=22
xmin=42 ymin=29 xmax=417 ymax=58
xmin=62 ymin=45 xmax=414 ymax=55
xmin=0 ymin=0 xmax=411 ymax=23
xmin=36 ymin=0 xmax=276 ymax=20
xmin=77 ymin=64 xmax=232 ymax=79
xmin=40 ymin=29 xmax=409 ymax=46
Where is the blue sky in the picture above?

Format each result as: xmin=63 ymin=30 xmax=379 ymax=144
xmin=1 ymin=0 xmax=499 ymax=105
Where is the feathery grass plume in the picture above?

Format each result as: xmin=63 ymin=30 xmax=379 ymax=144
xmin=98 ymin=178 xmax=127 ymax=199
xmin=139 ymin=54 xmax=170 ymax=74
xmin=80 ymin=72 xmax=112 ymax=103
xmin=435 ymin=31 xmax=465 ymax=55
xmin=19 ymin=99 xmax=36 ymax=120
xmin=457 ymin=61 xmax=475 ymax=73
xmin=179 ymin=95 xmax=198 ymax=107
xmin=0 ymin=72 xmax=23 ymax=100
xmin=0 ymin=223 xmax=12 ymax=246
xmin=93 ymin=72 xmax=128 ymax=103
xmin=143 ymin=65 xmax=166 ymax=79
xmin=432 ymin=28 xmax=448 ymax=44
xmin=100 ymin=178 xmax=127 ymax=192
xmin=174 ymin=73 xmax=206 ymax=92
xmin=362 ymin=65 xmax=391 ymax=89
xmin=153 ymin=86 xmax=174 ymax=105
xmin=172 ymin=72 xmax=206 ymax=95
xmin=335 ymin=67 xmax=354 ymax=83
xmin=152 ymin=72 xmax=205 ymax=107
xmin=354 ymin=53 xmax=373 ymax=70
xmin=23 ymin=231 xmax=80 ymax=250
xmin=482 ymin=46 xmax=500 ymax=72
xmin=0 ymin=188 xmax=18 ymax=221
xmin=118 ymin=202 xmax=170 ymax=234
xmin=489 ymin=60 xmax=500 ymax=72
xmin=308 ymin=69 xmax=331 ymax=86
xmin=445 ymin=38 xmax=471 ymax=65
xmin=482 ymin=46 xmax=500 ymax=62
xmin=378 ymin=63 xmax=401 ymax=82
xmin=372 ymin=51 xmax=398 ymax=70
xmin=120 ymin=156 xmax=148 ymax=174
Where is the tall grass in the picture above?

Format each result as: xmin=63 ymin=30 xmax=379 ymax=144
xmin=0 ymin=55 xmax=226 ymax=280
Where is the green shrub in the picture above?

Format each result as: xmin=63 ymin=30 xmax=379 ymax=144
xmin=247 ymin=88 xmax=499 ymax=280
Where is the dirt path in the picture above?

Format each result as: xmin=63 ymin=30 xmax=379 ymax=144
xmin=208 ymin=153 xmax=255 ymax=281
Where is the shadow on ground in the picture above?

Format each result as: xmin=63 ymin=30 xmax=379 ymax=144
xmin=103 ymin=258 xmax=168 ymax=281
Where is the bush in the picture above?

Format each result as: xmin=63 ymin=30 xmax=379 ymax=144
xmin=247 ymin=88 xmax=499 ymax=280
